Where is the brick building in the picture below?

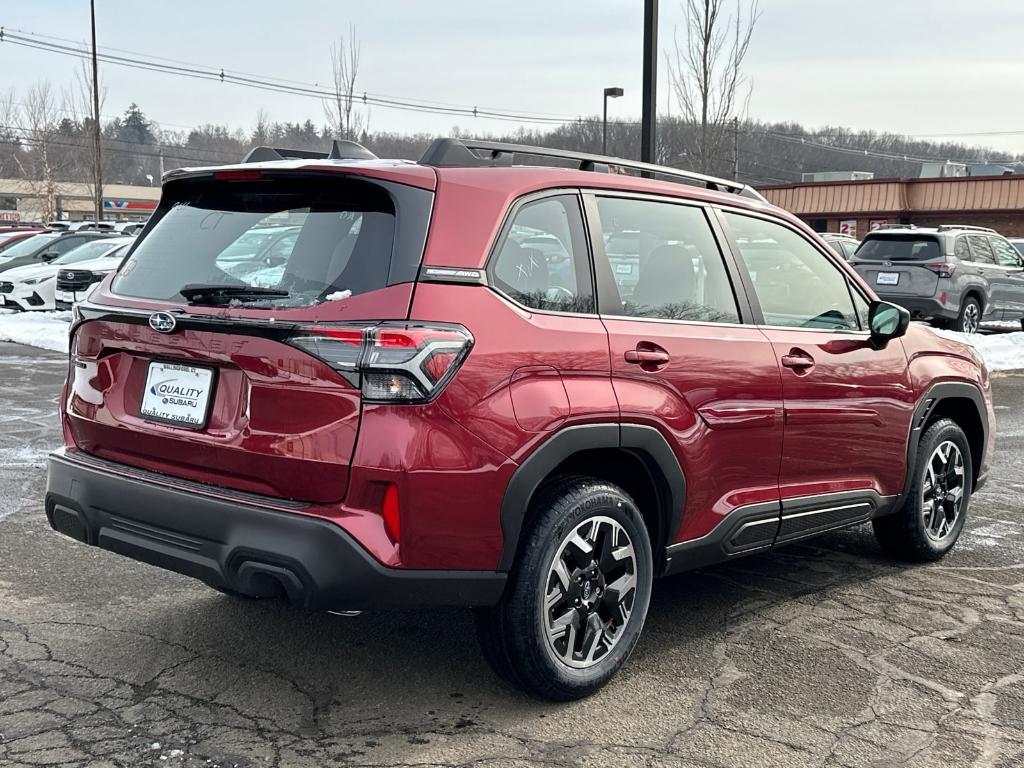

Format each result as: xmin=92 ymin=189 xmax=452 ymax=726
xmin=759 ymin=175 xmax=1024 ymax=238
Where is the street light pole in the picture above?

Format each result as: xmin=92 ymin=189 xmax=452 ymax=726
xmin=89 ymin=0 xmax=103 ymax=222
xmin=640 ymin=0 xmax=658 ymax=167
xmin=602 ymin=87 xmax=624 ymax=156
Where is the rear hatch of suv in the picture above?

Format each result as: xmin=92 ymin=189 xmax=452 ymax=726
xmin=65 ymin=167 xmax=436 ymax=503
xmin=850 ymin=233 xmax=945 ymax=296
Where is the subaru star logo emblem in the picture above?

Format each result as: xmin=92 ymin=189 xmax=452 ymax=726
xmin=149 ymin=312 xmax=177 ymax=334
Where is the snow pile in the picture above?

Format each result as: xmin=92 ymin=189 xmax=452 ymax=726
xmin=0 ymin=309 xmax=70 ymax=353
xmin=933 ymin=328 xmax=1024 ymax=372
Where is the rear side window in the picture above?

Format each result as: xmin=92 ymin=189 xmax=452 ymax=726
xmin=856 ymin=235 xmax=942 ymax=261
xmin=967 ymin=235 xmax=996 ymax=264
xmin=490 ymin=195 xmax=594 ymax=314
xmin=594 ymin=197 xmax=740 ymax=323
xmin=955 ymin=236 xmax=972 ymax=261
xmin=725 ymin=212 xmax=860 ymax=330
xmin=112 ymin=175 xmax=431 ymax=308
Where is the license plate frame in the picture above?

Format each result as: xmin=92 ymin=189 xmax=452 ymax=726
xmin=876 ymin=271 xmax=900 ymax=286
xmin=140 ymin=361 xmax=215 ymax=430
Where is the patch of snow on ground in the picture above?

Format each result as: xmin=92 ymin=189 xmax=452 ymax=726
xmin=932 ymin=328 xmax=1024 ymax=372
xmin=0 ymin=310 xmax=71 ymax=353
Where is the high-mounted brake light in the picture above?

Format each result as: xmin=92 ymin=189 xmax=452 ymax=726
xmin=288 ymin=322 xmax=473 ymax=403
xmin=213 ymin=169 xmax=264 ymax=181
xmin=926 ymin=261 xmax=956 ymax=278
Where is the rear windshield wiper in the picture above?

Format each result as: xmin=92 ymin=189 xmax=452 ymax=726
xmin=179 ymin=284 xmax=289 ymax=305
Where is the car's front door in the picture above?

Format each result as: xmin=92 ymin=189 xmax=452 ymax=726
xmin=587 ymin=193 xmax=785 ymax=555
xmin=720 ymin=210 xmax=916 ymax=545
xmin=989 ymin=235 xmax=1024 ymax=321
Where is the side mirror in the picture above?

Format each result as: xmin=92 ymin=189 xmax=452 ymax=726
xmin=868 ymin=301 xmax=910 ymax=348
xmin=40 ymin=251 xmax=59 ymax=262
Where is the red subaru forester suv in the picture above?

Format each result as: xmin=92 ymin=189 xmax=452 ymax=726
xmin=46 ymin=139 xmax=995 ymax=700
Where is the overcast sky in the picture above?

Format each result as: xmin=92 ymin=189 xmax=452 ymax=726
xmin=3 ymin=0 xmax=1024 ymax=155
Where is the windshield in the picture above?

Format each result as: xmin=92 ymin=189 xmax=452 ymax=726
xmin=855 ymin=235 xmax=942 ymax=261
xmin=54 ymin=239 xmax=123 ymax=265
xmin=112 ymin=175 xmax=420 ymax=309
xmin=0 ymin=233 xmax=57 ymax=260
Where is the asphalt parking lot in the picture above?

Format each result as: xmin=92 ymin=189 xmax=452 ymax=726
xmin=1 ymin=342 xmax=1023 ymax=768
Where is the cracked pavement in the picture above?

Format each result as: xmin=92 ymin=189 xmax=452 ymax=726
xmin=1 ymin=341 xmax=1023 ymax=767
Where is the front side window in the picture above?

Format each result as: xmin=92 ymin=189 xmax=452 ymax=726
xmin=990 ymin=237 xmax=1022 ymax=267
xmin=490 ymin=195 xmax=594 ymax=313
xmin=594 ymin=197 xmax=740 ymax=323
xmin=725 ymin=212 xmax=860 ymax=330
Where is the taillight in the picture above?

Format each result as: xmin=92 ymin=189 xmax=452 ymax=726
xmin=288 ymin=322 xmax=473 ymax=403
xmin=926 ymin=261 xmax=955 ymax=278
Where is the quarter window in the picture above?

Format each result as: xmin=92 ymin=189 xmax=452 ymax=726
xmin=954 ymin=236 xmax=972 ymax=261
xmin=725 ymin=213 xmax=860 ymax=330
xmin=490 ymin=195 xmax=594 ymax=313
xmin=594 ymin=197 xmax=740 ymax=323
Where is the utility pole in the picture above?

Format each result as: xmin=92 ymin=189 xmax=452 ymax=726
xmin=640 ymin=0 xmax=658 ymax=167
xmin=90 ymin=0 xmax=103 ymax=222
xmin=732 ymin=117 xmax=739 ymax=181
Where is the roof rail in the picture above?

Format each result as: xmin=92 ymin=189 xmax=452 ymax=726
xmin=242 ymin=139 xmax=377 ymax=164
xmin=876 ymin=223 xmax=916 ymax=230
xmin=936 ymin=224 xmax=997 ymax=233
xmin=418 ymin=138 xmax=766 ymax=201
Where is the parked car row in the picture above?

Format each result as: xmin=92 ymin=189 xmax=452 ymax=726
xmin=0 ymin=223 xmax=145 ymax=311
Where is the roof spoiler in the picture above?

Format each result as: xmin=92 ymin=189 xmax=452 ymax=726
xmin=418 ymin=138 xmax=765 ymax=201
xmin=242 ymin=140 xmax=378 ymax=164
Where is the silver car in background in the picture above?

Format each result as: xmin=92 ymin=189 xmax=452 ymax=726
xmin=849 ymin=224 xmax=1024 ymax=333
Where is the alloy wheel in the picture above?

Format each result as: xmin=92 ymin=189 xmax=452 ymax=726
xmin=543 ymin=516 xmax=638 ymax=669
xmin=921 ymin=440 xmax=966 ymax=542
xmin=961 ymin=302 xmax=980 ymax=334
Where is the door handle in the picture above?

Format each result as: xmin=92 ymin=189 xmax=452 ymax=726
xmin=781 ymin=350 xmax=815 ymax=371
xmin=624 ymin=343 xmax=670 ymax=369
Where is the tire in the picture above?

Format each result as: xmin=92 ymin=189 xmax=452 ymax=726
xmin=955 ymin=296 xmax=981 ymax=334
xmin=873 ymin=418 xmax=972 ymax=562
xmin=476 ymin=476 xmax=653 ymax=701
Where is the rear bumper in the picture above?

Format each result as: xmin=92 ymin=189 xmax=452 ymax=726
xmin=45 ymin=449 xmax=506 ymax=609
xmin=876 ymin=294 xmax=954 ymax=321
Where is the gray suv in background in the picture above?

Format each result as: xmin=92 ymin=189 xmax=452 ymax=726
xmin=849 ymin=225 xmax=1024 ymax=333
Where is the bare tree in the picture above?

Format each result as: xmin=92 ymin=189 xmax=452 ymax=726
xmin=8 ymin=82 xmax=72 ymax=222
xmin=67 ymin=58 xmax=107 ymax=207
xmin=324 ymin=25 xmax=365 ymax=140
xmin=668 ymin=0 xmax=759 ymax=173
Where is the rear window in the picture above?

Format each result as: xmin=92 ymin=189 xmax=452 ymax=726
xmin=112 ymin=174 xmax=431 ymax=308
xmin=855 ymin=235 xmax=942 ymax=261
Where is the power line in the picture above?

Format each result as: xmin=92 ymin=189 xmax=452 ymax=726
xmin=1 ymin=29 xmax=620 ymax=127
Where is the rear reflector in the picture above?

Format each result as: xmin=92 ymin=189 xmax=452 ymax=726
xmin=382 ymin=483 xmax=401 ymax=542
xmin=288 ymin=322 xmax=473 ymax=403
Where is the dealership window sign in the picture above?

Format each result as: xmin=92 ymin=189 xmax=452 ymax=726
xmin=103 ymin=199 xmax=157 ymax=211
xmin=869 ymin=219 xmax=889 ymax=231
xmin=0 ymin=211 xmax=20 ymax=223
xmin=839 ymin=220 xmax=857 ymax=238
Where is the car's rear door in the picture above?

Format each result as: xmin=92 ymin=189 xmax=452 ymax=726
xmin=964 ymin=234 xmax=1004 ymax=319
xmin=719 ymin=209 xmax=915 ymax=544
xmin=588 ymin=192 xmax=785 ymax=554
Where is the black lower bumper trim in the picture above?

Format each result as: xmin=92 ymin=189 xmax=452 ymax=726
xmin=45 ymin=450 xmax=506 ymax=609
